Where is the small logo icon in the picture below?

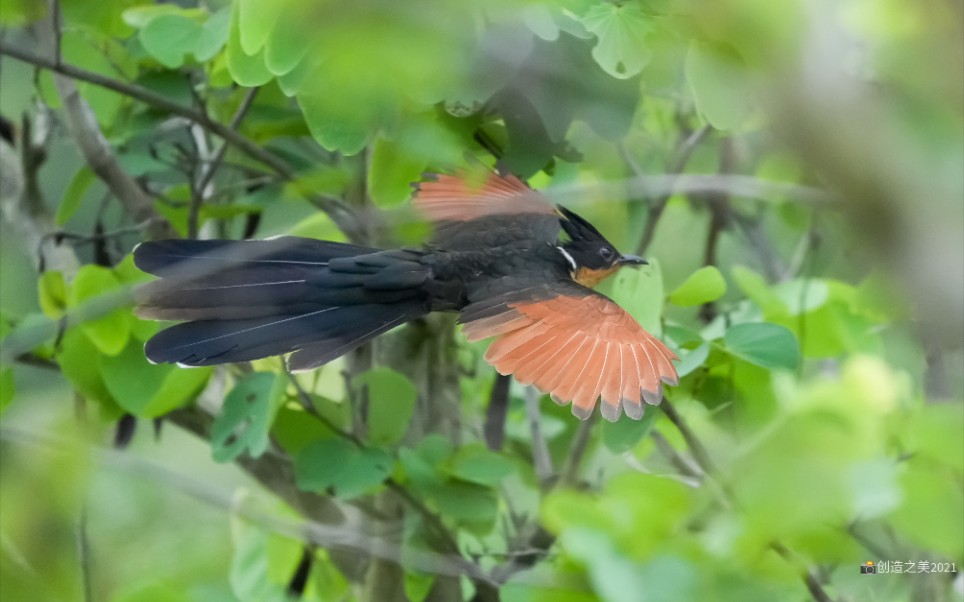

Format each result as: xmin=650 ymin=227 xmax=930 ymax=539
xmin=860 ymin=561 xmax=876 ymax=574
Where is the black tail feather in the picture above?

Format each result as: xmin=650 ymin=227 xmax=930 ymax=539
xmin=145 ymin=303 xmax=426 ymax=367
xmin=134 ymin=237 xmax=378 ymax=276
xmin=136 ymin=238 xmax=430 ymax=367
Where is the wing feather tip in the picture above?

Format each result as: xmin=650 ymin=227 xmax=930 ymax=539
xmin=599 ymin=400 xmax=620 ymax=422
xmin=641 ymin=388 xmax=663 ymax=406
xmin=622 ymin=398 xmax=644 ymax=420
xmin=571 ymin=402 xmax=594 ymax=421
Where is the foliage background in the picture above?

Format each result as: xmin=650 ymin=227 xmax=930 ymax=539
xmin=1 ymin=1 xmax=962 ymax=601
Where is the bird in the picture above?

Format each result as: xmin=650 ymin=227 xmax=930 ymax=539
xmin=133 ymin=170 xmax=679 ymax=421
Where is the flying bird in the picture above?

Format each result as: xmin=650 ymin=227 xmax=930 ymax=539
xmin=134 ymin=170 xmax=678 ymax=420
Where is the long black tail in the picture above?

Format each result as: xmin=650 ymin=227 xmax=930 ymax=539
xmin=133 ymin=237 xmax=431 ymax=370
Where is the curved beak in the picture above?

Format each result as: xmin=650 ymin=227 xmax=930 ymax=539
xmin=618 ymin=254 xmax=648 ymax=266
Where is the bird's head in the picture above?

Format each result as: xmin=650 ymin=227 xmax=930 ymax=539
xmin=557 ymin=206 xmax=648 ymax=288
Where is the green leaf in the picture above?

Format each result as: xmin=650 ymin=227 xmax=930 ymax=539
xmin=55 ymin=166 xmax=95 ymax=225
xmin=724 ymin=323 xmax=800 ymax=371
xmin=399 ymin=434 xmax=454 ymax=489
xmin=68 ymin=265 xmax=129 ymax=356
xmin=58 ymin=329 xmax=118 ymax=411
xmin=611 ymin=258 xmax=664 ymax=335
xmin=429 ymin=479 xmax=498 ymax=527
xmin=686 ymin=42 xmax=751 ymax=131
xmin=229 ymin=517 xmax=293 ymax=602
xmin=357 ymin=368 xmax=417 ymax=445
xmin=772 ymin=278 xmax=829 ymax=316
xmin=111 ymin=583 xmax=194 ymax=602
xmin=447 ymin=444 xmax=515 ymax=486
xmin=195 ymin=7 xmax=231 ymax=62
xmin=0 ymin=0 xmax=46 ymax=27
xmin=97 ymin=340 xmax=166 ymax=408
xmin=294 ymin=438 xmax=393 ymax=499
xmin=523 ymin=5 xmax=560 ymax=41
xmin=367 ymin=136 xmax=427 ymax=208
xmin=263 ymin=6 xmax=314 ymax=76
xmin=668 ymin=266 xmax=727 ymax=307
xmin=0 ymin=367 xmax=14 ymax=413
xmin=731 ymin=265 xmax=785 ymax=317
xmin=560 ymin=527 xmax=649 ymax=602
xmin=225 ymin=3 xmax=273 ymax=87
xmin=121 ymin=4 xmax=181 ymax=29
xmin=211 ymin=372 xmax=285 ymax=462
xmin=602 ymin=405 xmax=660 ymax=453
xmin=673 ymin=342 xmax=710 ymax=378
xmin=297 ymin=93 xmax=369 ymax=155
xmin=149 ymin=365 xmax=213 ymax=416
xmin=236 ymin=0 xmax=283 ymax=55
xmin=98 ymin=341 xmax=211 ymax=418
xmin=404 ymin=572 xmax=436 ymax=602
xmin=139 ymin=14 xmax=203 ymax=68
xmin=37 ymin=271 xmax=67 ymax=318
xmin=581 ymin=3 xmax=653 ymax=79
xmin=271 ymin=405 xmax=336 ymax=456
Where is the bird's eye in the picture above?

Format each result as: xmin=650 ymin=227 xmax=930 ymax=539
xmin=598 ymin=247 xmax=614 ymax=261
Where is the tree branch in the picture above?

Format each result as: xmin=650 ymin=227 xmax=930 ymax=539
xmin=30 ymin=21 xmax=173 ymax=240
xmin=0 ymin=42 xmax=362 ymax=239
xmin=558 ymin=412 xmax=597 ymax=488
xmin=660 ymin=397 xmax=837 ymax=602
xmin=626 ymin=124 xmax=712 ymax=255
xmin=524 ymin=387 xmax=553 ymax=485
xmin=0 ymin=112 xmax=79 ymax=273
xmin=188 ymin=87 xmax=259 ymax=239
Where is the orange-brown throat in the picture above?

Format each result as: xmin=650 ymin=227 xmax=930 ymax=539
xmin=573 ymin=265 xmax=620 ymax=288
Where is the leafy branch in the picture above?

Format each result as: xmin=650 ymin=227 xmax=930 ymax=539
xmin=0 ymin=41 xmax=362 ymax=239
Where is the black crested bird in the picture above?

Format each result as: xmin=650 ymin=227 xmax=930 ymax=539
xmin=134 ymin=170 xmax=678 ymax=420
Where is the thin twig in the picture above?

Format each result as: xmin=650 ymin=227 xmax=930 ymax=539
xmin=732 ymin=211 xmax=785 ymax=281
xmin=651 ymin=429 xmax=702 ymax=479
xmin=659 ymin=398 xmax=718 ymax=477
xmin=698 ymin=137 xmax=737 ymax=322
xmin=76 ymin=499 xmax=92 ymax=602
xmin=770 ymin=542 xmax=835 ymax=602
xmin=50 ymin=0 xmax=62 ymax=67
xmin=524 ymin=387 xmax=553 ymax=485
xmin=189 ymin=87 xmax=259 ymax=239
xmin=558 ymin=411 xmax=597 ymax=487
xmin=629 ymin=124 xmax=712 ymax=255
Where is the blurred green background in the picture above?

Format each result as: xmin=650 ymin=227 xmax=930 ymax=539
xmin=1 ymin=1 xmax=961 ymax=601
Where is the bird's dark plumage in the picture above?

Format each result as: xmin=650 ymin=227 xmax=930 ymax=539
xmin=134 ymin=170 xmax=678 ymax=420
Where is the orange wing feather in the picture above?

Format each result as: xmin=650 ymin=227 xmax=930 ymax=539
xmin=463 ymin=294 xmax=679 ymax=421
xmin=413 ymin=171 xmax=556 ymax=223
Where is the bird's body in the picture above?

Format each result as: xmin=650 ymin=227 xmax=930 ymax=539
xmin=134 ymin=171 xmax=678 ymax=420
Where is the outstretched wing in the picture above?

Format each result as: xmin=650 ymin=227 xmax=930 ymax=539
xmin=460 ymin=283 xmax=679 ymax=421
xmin=412 ymin=171 xmax=560 ymax=250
